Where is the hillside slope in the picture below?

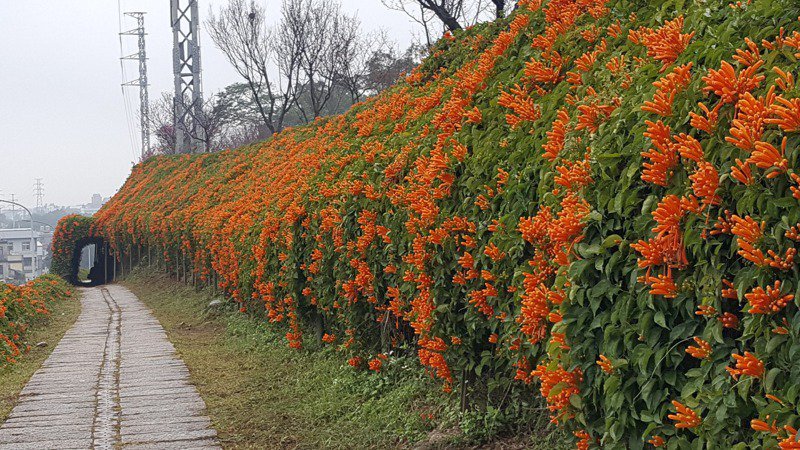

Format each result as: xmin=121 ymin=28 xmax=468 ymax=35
xmin=80 ymin=0 xmax=800 ymax=446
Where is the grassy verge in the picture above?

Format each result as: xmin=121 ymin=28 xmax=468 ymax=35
xmin=123 ymin=270 xmax=569 ymax=449
xmin=0 ymin=289 xmax=82 ymax=423
xmin=123 ymin=270 xmax=446 ymax=449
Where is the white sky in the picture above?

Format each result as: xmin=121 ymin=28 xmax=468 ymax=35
xmin=0 ymin=1 xmax=416 ymax=208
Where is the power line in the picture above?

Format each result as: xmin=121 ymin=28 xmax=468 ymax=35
xmin=118 ymin=0 xmax=139 ymax=162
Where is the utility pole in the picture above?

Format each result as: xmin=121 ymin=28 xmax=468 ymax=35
xmin=33 ymin=178 xmax=44 ymax=212
xmin=121 ymin=12 xmax=151 ymax=161
xmin=171 ymin=0 xmax=205 ymax=153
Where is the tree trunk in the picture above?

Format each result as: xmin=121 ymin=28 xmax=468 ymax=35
xmin=420 ymin=1 xmax=462 ymax=31
xmin=493 ymin=0 xmax=505 ymax=18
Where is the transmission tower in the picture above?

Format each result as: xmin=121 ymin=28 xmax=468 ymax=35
xmin=121 ymin=12 xmax=151 ymax=160
xmin=171 ymin=0 xmax=205 ymax=153
xmin=33 ymin=179 xmax=44 ymax=212
xmin=9 ymin=194 xmax=16 ymax=228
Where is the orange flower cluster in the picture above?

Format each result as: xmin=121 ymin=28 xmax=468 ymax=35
xmin=668 ymin=400 xmax=701 ymax=429
xmin=727 ymin=351 xmax=765 ymax=380
xmin=498 ymin=83 xmax=542 ymax=128
xmin=702 ymin=60 xmax=765 ymax=105
xmin=751 ymin=417 xmax=780 ymax=435
xmin=596 ymin=354 xmax=613 ymax=373
xmin=745 ymin=281 xmax=794 ymax=314
xmin=642 ymin=63 xmax=693 ymax=116
xmin=532 ymin=364 xmax=583 ymax=423
xmin=1 ymin=275 xmax=72 ymax=367
xmin=685 ymin=337 xmax=712 ymax=359
xmin=629 ymin=16 xmax=694 ymax=71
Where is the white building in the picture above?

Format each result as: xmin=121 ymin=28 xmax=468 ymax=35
xmin=0 ymin=228 xmax=45 ymax=284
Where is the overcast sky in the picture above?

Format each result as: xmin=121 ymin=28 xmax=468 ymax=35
xmin=0 ymin=1 xmax=415 ymax=208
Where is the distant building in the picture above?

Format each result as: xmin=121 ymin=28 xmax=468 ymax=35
xmin=0 ymin=228 xmax=46 ymax=284
xmin=77 ymin=193 xmax=108 ymax=216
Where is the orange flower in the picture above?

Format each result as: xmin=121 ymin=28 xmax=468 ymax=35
xmin=772 ymin=67 xmax=796 ymax=92
xmin=366 ymin=356 xmax=386 ymax=373
xmin=668 ymin=400 xmax=701 ymax=429
xmin=674 ymin=133 xmax=704 ymax=162
xmin=751 ymin=417 xmax=779 ymax=434
xmin=727 ymin=351 xmax=765 ymax=380
xmin=648 ymin=435 xmax=666 ymax=447
xmin=767 ymin=95 xmax=800 ymax=132
xmin=750 ymin=137 xmax=789 ymax=177
xmin=630 ymin=17 xmax=694 ymax=71
xmin=745 ymin=281 xmax=794 ymax=314
xmin=726 ymin=89 xmax=774 ymax=152
xmin=348 ymin=356 xmax=363 ymax=368
xmin=731 ymin=214 xmax=764 ymax=243
xmin=596 ymin=354 xmax=614 ymax=374
xmin=642 ymin=63 xmax=693 ymax=116
xmin=532 ymin=363 xmax=582 ymax=423
xmin=574 ymin=430 xmax=591 ymax=450
xmin=543 ymin=108 xmax=571 ymax=161
xmin=690 ymin=102 xmax=722 ymax=133
xmin=649 ymin=272 xmax=678 ymax=298
xmin=498 ymin=84 xmax=541 ymax=128
xmin=464 ymin=106 xmax=482 ymax=124
xmin=483 ymin=243 xmax=506 ymax=262
xmin=721 ymin=279 xmax=738 ymax=299
xmin=685 ymin=337 xmax=712 ymax=359
xmin=689 ymin=162 xmax=721 ymax=206
xmin=731 ymin=159 xmax=754 ymax=185
xmin=780 ymin=426 xmax=800 ymax=450
xmin=641 ymin=120 xmax=678 ymax=186
xmin=696 ymin=305 xmax=717 ymax=316
xmin=702 ymin=59 xmax=765 ymax=104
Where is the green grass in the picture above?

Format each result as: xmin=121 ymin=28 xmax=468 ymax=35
xmin=123 ymin=269 xmax=569 ymax=449
xmin=123 ymin=270 xmax=446 ymax=449
xmin=0 ymin=290 xmax=82 ymax=423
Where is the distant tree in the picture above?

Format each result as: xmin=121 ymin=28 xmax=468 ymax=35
xmin=364 ymin=44 xmax=422 ymax=93
xmin=143 ymin=92 xmax=246 ymax=159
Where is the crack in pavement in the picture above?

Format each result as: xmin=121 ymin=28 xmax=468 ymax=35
xmin=90 ymin=288 xmax=122 ymax=449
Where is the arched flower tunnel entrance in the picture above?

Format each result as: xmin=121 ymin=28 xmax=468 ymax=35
xmin=52 ymin=214 xmax=115 ymax=286
xmin=68 ymin=236 xmax=114 ymax=286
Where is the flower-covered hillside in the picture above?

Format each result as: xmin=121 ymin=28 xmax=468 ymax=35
xmin=79 ymin=0 xmax=800 ymax=446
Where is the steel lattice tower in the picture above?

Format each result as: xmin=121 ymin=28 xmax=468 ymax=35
xmin=121 ymin=12 xmax=151 ymax=160
xmin=33 ymin=179 xmax=44 ymax=211
xmin=171 ymin=0 xmax=205 ymax=153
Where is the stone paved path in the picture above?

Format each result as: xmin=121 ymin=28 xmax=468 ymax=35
xmin=0 ymin=285 xmax=220 ymax=449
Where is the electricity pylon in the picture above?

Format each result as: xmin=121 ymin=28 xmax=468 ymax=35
xmin=171 ymin=0 xmax=205 ymax=153
xmin=121 ymin=12 xmax=151 ymax=160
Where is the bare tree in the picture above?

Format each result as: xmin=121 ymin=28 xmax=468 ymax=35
xmin=207 ymin=0 xmax=302 ymax=135
xmin=382 ymin=0 xmax=512 ymax=43
xmin=143 ymin=92 xmax=244 ymax=159
xmin=146 ymin=93 xmax=179 ymax=156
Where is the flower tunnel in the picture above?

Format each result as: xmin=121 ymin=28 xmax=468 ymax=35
xmin=51 ymin=215 xmax=115 ymax=286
